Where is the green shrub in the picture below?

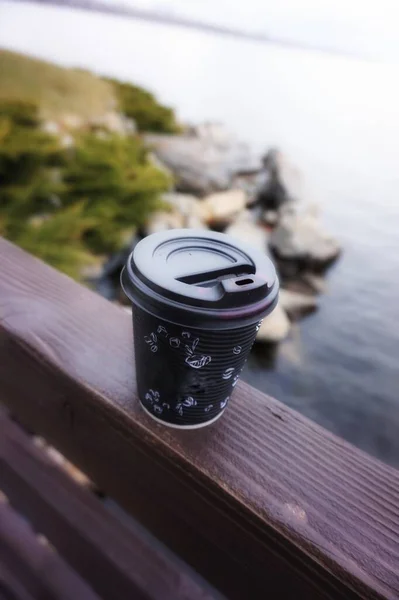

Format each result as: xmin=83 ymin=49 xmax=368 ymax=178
xmin=62 ymin=133 xmax=171 ymax=254
xmin=0 ymin=98 xmax=39 ymax=126
xmin=0 ymin=99 xmax=171 ymax=277
xmin=15 ymin=204 xmax=97 ymax=279
xmin=106 ymin=78 xmax=180 ymax=133
xmin=0 ymin=100 xmax=64 ymax=233
xmin=0 ymin=52 xmax=179 ymax=279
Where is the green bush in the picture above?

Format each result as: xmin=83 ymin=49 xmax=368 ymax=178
xmin=0 ymin=100 xmax=172 ymax=278
xmin=107 ymin=79 xmax=180 ymax=133
xmin=0 ymin=52 xmax=179 ymax=279
xmin=15 ymin=204 xmax=96 ymax=279
xmin=62 ymin=132 xmax=171 ymax=254
xmin=0 ymin=100 xmax=65 ymax=233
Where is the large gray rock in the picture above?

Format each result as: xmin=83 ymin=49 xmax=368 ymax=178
xmin=225 ymin=211 xmax=269 ymax=254
xmin=279 ymin=289 xmax=318 ymax=319
xmin=163 ymin=192 xmax=208 ymax=229
xmin=145 ymin=210 xmax=185 ymax=235
xmin=231 ymin=170 xmax=271 ymax=206
xmin=261 ymin=210 xmax=279 ymax=227
xmin=199 ymin=189 xmax=247 ymax=227
xmin=162 ymin=192 xmax=203 ymax=220
xmin=269 ymin=213 xmax=341 ymax=267
xmin=256 ymin=305 xmax=291 ymax=344
xmin=144 ymin=192 xmax=207 ymax=235
xmin=256 ymin=289 xmax=315 ymax=343
xmin=301 ymin=273 xmax=327 ymax=294
xmin=259 ymin=149 xmax=304 ymax=209
xmin=145 ymin=123 xmax=261 ymax=196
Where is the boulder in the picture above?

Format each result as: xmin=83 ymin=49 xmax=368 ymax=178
xmin=145 ymin=210 xmax=184 ymax=235
xmin=225 ymin=211 xmax=269 ymax=254
xmin=231 ymin=170 xmax=271 ymax=206
xmin=258 ymin=149 xmax=304 ymax=209
xmin=162 ymin=192 xmax=204 ymax=221
xmin=279 ymin=289 xmax=318 ymax=319
xmin=261 ymin=210 xmax=279 ymax=227
xmin=80 ymin=258 xmax=105 ymax=280
xmin=144 ymin=192 xmax=207 ymax=235
xmin=269 ymin=213 xmax=341 ymax=268
xmin=199 ymin=189 xmax=247 ymax=228
xmin=185 ymin=214 xmax=208 ymax=229
xmin=144 ymin=124 xmax=261 ymax=196
xmin=256 ymin=305 xmax=291 ymax=344
xmin=301 ymin=273 xmax=327 ymax=294
xmin=281 ymin=275 xmax=326 ymax=296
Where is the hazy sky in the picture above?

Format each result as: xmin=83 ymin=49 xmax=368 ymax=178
xmin=102 ymin=0 xmax=399 ymax=59
xmin=1 ymin=0 xmax=399 ymax=59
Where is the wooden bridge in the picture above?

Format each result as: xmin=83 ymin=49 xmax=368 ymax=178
xmin=0 ymin=236 xmax=398 ymax=599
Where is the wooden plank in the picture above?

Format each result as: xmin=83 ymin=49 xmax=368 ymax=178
xmin=0 ymin=499 xmax=100 ymax=600
xmin=0 ymin=414 xmax=218 ymax=600
xmin=0 ymin=561 xmax=35 ymax=600
xmin=0 ymin=236 xmax=398 ymax=599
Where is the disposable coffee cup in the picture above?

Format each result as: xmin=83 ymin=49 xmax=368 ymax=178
xmin=121 ymin=229 xmax=279 ymax=429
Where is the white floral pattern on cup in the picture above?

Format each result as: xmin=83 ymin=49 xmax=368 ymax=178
xmin=220 ymin=397 xmax=229 ymax=409
xmin=176 ymin=396 xmax=197 ymax=416
xmin=145 ymin=389 xmax=160 ymax=404
xmin=222 ymin=367 xmax=235 ymax=380
xmin=146 ymin=325 xmax=212 ymax=369
xmin=144 ymin=332 xmax=158 ymax=353
xmin=169 ymin=337 xmax=180 ymax=348
xmin=184 ymin=337 xmax=211 ymax=370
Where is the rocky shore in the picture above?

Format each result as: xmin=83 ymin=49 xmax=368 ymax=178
xmin=0 ymin=49 xmax=341 ymax=345
xmin=99 ymin=123 xmax=341 ymax=343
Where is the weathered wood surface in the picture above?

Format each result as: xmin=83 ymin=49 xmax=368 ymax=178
xmin=0 ymin=561 xmax=36 ymax=600
xmin=0 ymin=237 xmax=398 ymax=600
xmin=0 ymin=412 xmax=217 ymax=600
xmin=0 ymin=497 xmax=100 ymax=600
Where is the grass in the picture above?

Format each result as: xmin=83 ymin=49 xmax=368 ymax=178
xmin=0 ymin=49 xmax=115 ymax=119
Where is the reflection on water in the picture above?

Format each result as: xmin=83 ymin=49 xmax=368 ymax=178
xmin=1 ymin=2 xmax=399 ymax=466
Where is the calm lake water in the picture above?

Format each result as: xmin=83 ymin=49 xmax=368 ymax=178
xmin=1 ymin=2 xmax=399 ymax=466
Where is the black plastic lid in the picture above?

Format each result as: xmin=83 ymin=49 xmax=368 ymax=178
xmin=121 ymin=229 xmax=279 ymax=329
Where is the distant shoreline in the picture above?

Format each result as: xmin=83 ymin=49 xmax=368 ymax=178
xmin=7 ymin=0 xmax=368 ymax=61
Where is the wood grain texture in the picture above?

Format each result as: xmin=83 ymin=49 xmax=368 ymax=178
xmin=0 ymin=237 xmax=398 ymax=600
xmin=0 ymin=412 xmax=219 ymax=600
xmin=0 ymin=499 xmax=100 ymax=600
xmin=0 ymin=561 xmax=36 ymax=600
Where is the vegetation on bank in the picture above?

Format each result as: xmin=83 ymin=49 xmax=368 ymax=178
xmin=106 ymin=78 xmax=181 ymax=134
xmin=0 ymin=50 xmax=177 ymax=278
xmin=0 ymin=49 xmax=180 ymax=132
xmin=0 ymin=50 xmax=115 ymax=120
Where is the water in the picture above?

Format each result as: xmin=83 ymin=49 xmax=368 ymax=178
xmin=1 ymin=2 xmax=399 ymax=466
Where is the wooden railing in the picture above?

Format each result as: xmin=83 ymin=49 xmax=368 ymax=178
xmin=0 ymin=236 xmax=398 ymax=600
